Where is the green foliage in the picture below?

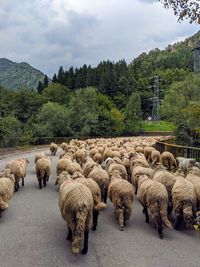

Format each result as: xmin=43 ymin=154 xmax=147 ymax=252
xmin=141 ymin=121 xmax=175 ymax=131
xmin=0 ymin=116 xmax=22 ymax=147
xmin=32 ymin=102 xmax=71 ymax=137
xmin=124 ymin=93 xmax=142 ymax=134
xmin=11 ymin=88 xmax=45 ymax=123
xmin=42 ymin=83 xmax=70 ymax=105
xmin=160 ymin=0 xmax=200 ymax=23
xmin=161 ymin=73 xmax=200 ymax=145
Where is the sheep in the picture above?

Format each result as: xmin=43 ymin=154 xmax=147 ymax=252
xmin=93 ymin=152 xmax=103 ymax=164
xmin=35 ymin=152 xmax=46 ymax=164
xmin=129 ymin=152 xmax=150 ymax=173
xmin=137 ymin=174 xmax=172 ymax=239
xmin=82 ymin=158 xmax=98 ymax=177
xmin=176 ymin=157 xmax=197 ymax=175
xmin=160 ymin=151 xmax=177 ymax=170
xmin=74 ymin=149 xmax=86 ymax=166
xmin=50 ymin=142 xmax=58 ymax=156
xmin=135 ymin=146 xmax=144 ymax=154
xmin=186 ymin=167 xmax=200 ymax=211
xmin=88 ymin=165 xmax=110 ymax=203
xmin=0 ymin=169 xmax=15 ymax=217
xmin=144 ymin=146 xmax=155 ymax=162
xmin=105 ymin=158 xmax=128 ymax=180
xmin=35 ymin=157 xmax=51 ymax=189
xmin=56 ymin=158 xmax=72 ymax=176
xmin=153 ymin=165 xmax=176 ymax=214
xmin=131 ymin=165 xmax=154 ymax=194
xmin=89 ymin=148 xmax=99 ymax=159
xmin=59 ymin=176 xmax=93 ymax=255
xmin=66 ymin=162 xmax=82 ymax=176
xmin=172 ymin=176 xmax=196 ymax=230
xmin=55 ymin=171 xmax=106 ymax=230
xmin=103 ymin=148 xmax=113 ymax=161
xmin=60 ymin=142 xmax=68 ymax=151
xmin=108 ymin=170 xmax=134 ymax=231
xmin=151 ymin=150 xmax=161 ymax=166
xmin=6 ymin=158 xmax=29 ymax=191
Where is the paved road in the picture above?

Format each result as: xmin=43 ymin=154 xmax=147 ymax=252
xmin=0 ymin=148 xmax=199 ymax=267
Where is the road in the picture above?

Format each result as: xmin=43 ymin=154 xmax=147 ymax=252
xmin=0 ymin=148 xmax=199 ymax=267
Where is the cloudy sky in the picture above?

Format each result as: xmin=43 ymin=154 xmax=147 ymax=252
xmin=0 ymin=0 xmax=198 ymax=77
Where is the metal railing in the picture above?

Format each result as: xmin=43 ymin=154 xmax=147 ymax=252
xmin=156 ymin=141 xmax=200 ymax=162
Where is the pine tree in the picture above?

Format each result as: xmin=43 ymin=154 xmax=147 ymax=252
xmin=57 ymin=66 xmax=65 ymax=84
xmin=43 ymin=75 xmax=49 ymax=89
xmin=52 ymin=74 xmax=57 ymax=83
xmin=37 ymin=81 xmax=44 ymax=94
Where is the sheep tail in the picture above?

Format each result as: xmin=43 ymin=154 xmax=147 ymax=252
xmin=158 ymin=198 xmax=172 ymax=229
xmin=183 ymin=199 xmax=193 ymax=225
xmin=72 ymin=205 xmax=87 ymax=255
xmin=96 ymin=202 xmax=107 ymax=211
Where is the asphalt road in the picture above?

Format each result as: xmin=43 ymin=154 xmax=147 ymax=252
xmin=0 ymin=148 xmax=199 ymax=267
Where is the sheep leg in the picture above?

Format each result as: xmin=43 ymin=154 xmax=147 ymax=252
xmin=157 ymin=215 xmax=163 ymax=239
xmin=82 ymin=229 xmax=89 ymax=254
xmin=92 ymin=210 xmax=99 ymax=231
xmin=43 ymin=177 xmax=46 ymax=187
xmin=175 ymin=214 xmax=183 ymax=230
xmin=39 ymin=179 xmax=42 ymax=189
xmin=143 ymin=206 xmax=149 ymax=223
xmin=22 ymin=177 xmax=24 ymax=187
xmin=103 ymin=191 xmax=107 ymax=204
xmin=135 ymin=186 xmax=138 ymax=195
xmin=15 ymin=182 xmax=18 ymax=192
xmin=67 ymin=227 xmax=72 ymax=241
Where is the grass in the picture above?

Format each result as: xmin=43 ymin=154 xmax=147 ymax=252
xmin=141 ymin=120 xmax=176 ymax=131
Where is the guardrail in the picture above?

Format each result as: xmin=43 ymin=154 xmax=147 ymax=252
xmin=156 ymin=141 xmax=200 ymax=162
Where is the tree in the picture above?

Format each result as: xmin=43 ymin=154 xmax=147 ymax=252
xmin=32 ymin=102 xmax=71 ymax=137
xmin=160 ymin=0 xmax=200 ymax=23
xmin=0 ymin=116 xmax=22 ymax=147
xmin=37 ymin=81 xmax=44 ymax=94
xmin=42 ymin=83 xmax=70 ymax=105
xmin=43 ymin=75 xmax=49 ymax=89
xmin=52 ymin=74 xmax=57 ymax=83
xmin=161 ymin=73 xmax=200 ymax=145
xmin=124 ymin=93 xmax=142 ymax=134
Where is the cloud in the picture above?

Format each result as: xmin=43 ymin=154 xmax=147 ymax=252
xmin=0 ymin=0 xmax=198 ymax=76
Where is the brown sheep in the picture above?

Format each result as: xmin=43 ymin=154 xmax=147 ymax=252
xmin=137 ymin=174 xmax=172 ymax=239
xmin=160 ymin=151 xmax=177 ymax=170
xmin=59 ymin=177 xmax=93 ymax=255
xmin=50 ymin=142 xmax=58 ymax=156
xmin=6 ymin=158 xmax=29 ymax=191
xmin=35 ymin=157 xmax=51 ymax=189
xmin=108 ymin=170 xmax=134 ymax=231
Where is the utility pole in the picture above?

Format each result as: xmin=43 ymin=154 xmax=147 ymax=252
xmin=193 ymin=41 xmax=200 ymax=72
xmin=151 ymin=76 xmax=160 ymax=121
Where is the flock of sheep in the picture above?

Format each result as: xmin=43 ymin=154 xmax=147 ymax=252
xmin=0 ymin=136 xmax=200 ymax=256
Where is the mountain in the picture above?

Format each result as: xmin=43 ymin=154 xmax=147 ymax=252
xmin=0 ymin=58 xmax=50 ymax=90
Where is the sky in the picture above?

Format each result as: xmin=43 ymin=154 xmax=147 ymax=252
xmin=0 ymin=0 xmax=198 ymax=77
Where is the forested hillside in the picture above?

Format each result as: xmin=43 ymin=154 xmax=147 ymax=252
xmin=0 ymin=31 xmax=200 ymax=148
xmin=0 ymin=58 xmax=49 ymax=90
